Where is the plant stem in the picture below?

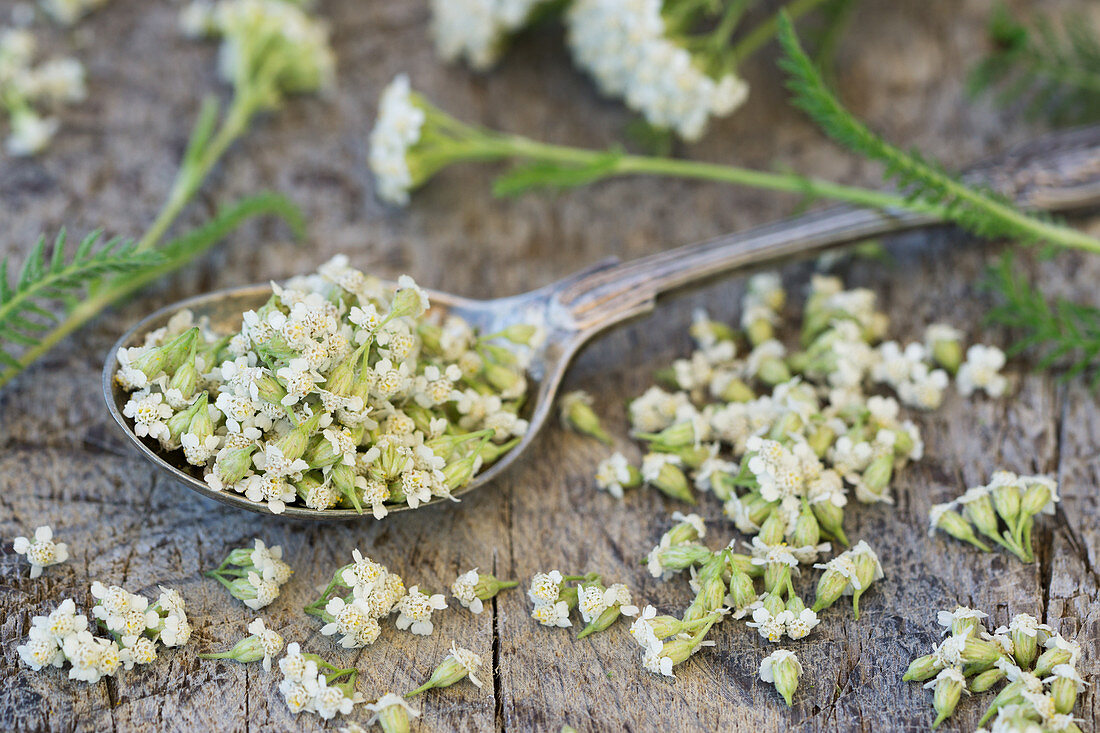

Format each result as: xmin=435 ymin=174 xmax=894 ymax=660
xmin=730 ymin=0 xmax=833 ymax=65
xmin=498 ymin=134 xmax=948 ymax=217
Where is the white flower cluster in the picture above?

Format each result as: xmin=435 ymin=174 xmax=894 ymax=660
xmin=429 ymin=0 xmax=553 ymax=70
xmin=115 ymin=255 xmax=532 ymax=515
xmin=0 ymin=28 xmax=86 ymax=155
xmin=929 ymin=470 xmax=1058 ymax=563
xmin=308 ymin=548 xmax=449 ymax=647
xmin=565 ymin=0 xmax=748 ymax=141
xmin=610 ymin=273 xmax=1014 ymax=542
xmin=206 ymin=539 xmax=292 ymax=610
xmin=278 ymin=642 xmax=363 ymax=720
xmin=450 ymin=567 xmax=516 ymax=614
xmin=13 ymin=525 xmax=69 ymax=578
xmin=38 ymin=0 xmax=110 ymax=25
xmin=179 ymin=0 xmax=335 ymax=102
xmin=526 ymin=570 xmax=638 ymax=634
xmin=907 ymin=607 xmax=1085 ymax=730
xmin=18 ymin=585 xmax=190 ymax=683
xmin=369 ymin=74 xmax=425 ymax=206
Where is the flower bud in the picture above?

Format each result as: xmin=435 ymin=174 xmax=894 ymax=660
xmin=961 ymin=638 xmax=1002 ymax=666
xmin=559 ymin=391 xmax=612 ymax=445
xmin=683 ymin=555 xmax=727 ymax=623
xmin=275 ymin=410 xmax=325 ymax=461
xmin=967 ymin=666 xmax=1005 ymax=693
xmin=648 ymin=544 xmax=712 ymax=573
xmin=760 ymin=650 xmax=802 ymax=707
xmin=902 ymin=654 xmax=940 ymax=682
xmin=637 ymin=421 xmax=696 ymax=449
xmin=726 ymin=570 xmax=756 ymax=615
xmin=253 ymin=370 xmax=287 ymax=407
xmin=214 ymin=445 xmax=255 ymax=486
xmin=131 ymin=327 xmax=199 ymax=378
xmin=1012 ymin=630 xmax=1038 ymax=670
xmin=747 ymin=317 xmax=774 ymax=347
xmin=725 ymin=552 xmax=760 ymax=578
xmin=812 ymin=567 xmax=850 ymax=613
xmin=718 ymin=377 xmax=755 ymax=403
xmin=1034 ymin=647 xmax=1074 ymax=678
xmin=928 ymin=667 xmax=965 ymax=728
xmin=330 ymin=463 xmax=360 ymax=511
xmin=483 ymin=362 xmax=523 ymax=394
xmin=812 ymin=500 xmax=849 ymax=546
xmin=763 ymin=562 xmax=792 ymax=596
xmin=499 ymin=323 xmax=538 ymax=345
xmin=168 ymin=352 xmax=200 ymax=402
xmin=324 ymin=345 xmax=363 ymax=398
xmin=977 ymin=680 xmax=1023 ymax=726
xmin=991 ymin=482 xmax=1022 ymax=528
xmin=757 ymin=512 xmax=786 ymax=546
xmin=807 ymin=425 xmax=836 ymax=458
xmin=198 ymin=634 xmax=265 ymax=664
xmin=166 ymin=392 xmax=208 ymax=446
xmin=756 ymin=357 xmax=791 ymax=386
xmin=473 ymin=573 xmax=518 ymax=601
xmin=389 ymin=284 xmax=429 ymax=321
xmin=406 ymin=643 xmax=482 ymax=697
xmin=930 ymin=337 xmax=963 ymax=375
xmin=930 ymin=505 xmax=991 ymax=552
xmin=860 ymin=454 xmax=893 ymax=499
xmin=960 ymin=493 xmax=1000 ymax=544
xmin=1049 ymin=668 xmax=1081 ymax=714
xmin=651 ymin=463 xmax=695 ymax=504
xmin=1018 ymin=480 xmax=1055 ymax=522
xmin=188 ymin=395 xmax=215 ymax=440
xmin=792 ymin=504 xmax=821 ymax=548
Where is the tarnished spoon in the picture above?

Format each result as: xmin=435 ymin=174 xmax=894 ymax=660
xmin=104 ymin=124 xmax=1100 ymax=520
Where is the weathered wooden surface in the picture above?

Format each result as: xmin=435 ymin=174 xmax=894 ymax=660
xmin=1 ymin=0 xmax=1099 ymax=731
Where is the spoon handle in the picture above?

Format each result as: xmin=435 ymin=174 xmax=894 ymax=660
xmin=554 ymin=124 xmax=1100 ymax=333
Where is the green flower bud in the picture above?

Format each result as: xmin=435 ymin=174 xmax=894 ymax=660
xmin=891 ymin=428 xmax=915 ymax=459
xmin=253 ymin=371 xmax=288 ymax=408
xmin=559 ymin=391 xmax=612 ymax=445
xmin=725 ymin=552 xmax=760 ymax=578
xmin=650 ymin=463 xmax=696 ymax=504
xmin=1034 ymin=647 xmax=1074 ymax=678
xmin=861 ymin=453 xmax=894 ymax=498
xmin=646 ymin=543 xmax=712 ymax=574
xmin=902 ymin=654 xmax=940 ymax=682
xmin=683 ymin=554 xmax=727 ymax=623
xmin=674 ymin=444 xmax=714 ymax=470
xmin=961 ymin=638 xmax=1003 ymax=666
xmin=499 ymin=323 xmax=539 ymax=345
xmin=330 ymin=463 xmax=360 ymax=511
xmin=214 ymin=445 xmax=255 ymax=486
xmin=792 ymin=504 xmax=821 ymax=548
xmin=760 ymin=592 xmax=786 ymax=618
xmin=760 ymin=650 xmax=802 ymax=707
xmin=718 ymin=377 xmax=755 ymax=403
xmin=991 ymin=482 xmax=1022 ymax=529
xmin=1050 ymin=672 xmax=1080 ymax=714
xmin=726 ymin=570 xmax=756 ymax=614
xmin=188 ymin=395 xmax=215 ymax=440
xmin=168 ymin=351 xmax=200 ymax=402
xmin=662 ymin=514 xmax=706 ymax=547
xmin=636 ymin=421 xmax=696 ymax=449
xmin=474 ymin=573 xmax=518 ymax=600
xmin=199 ymin=635 xmax=266 ymax=664
xmin=807 ymin=425 xmax=836 ymax=458
xmin=930 ymin=336 xmax=963 ymax=375
xmin=484 ymin=362 xmax=524 ymax=394
xmin=977 ymin=680 xmax=1023 ymax=726
xmin=478 ymin=436 xmax=520 ymax=464
xmin=130 ymin=327 xmax=199 ymax=378
xmin=743 ymin=492 xmax=778 ymax=528
xmin=757 ymin=357 xmax=791 ymax=386
xmin=406 ymin=643 xmax=482 ymax=697
xmin=757 ymin=512 xmax=786 ymax=546
xmin=1018 ymin=479 xmax=1055 ymax=522
xmin=812 ymin=500 xmax=849 ymax=546
xmin=967 ymin=666 xmax=1005 ymax=693
xmin=388 ymin=284 xmax=429 ymax=321
xmin=930 ymin=505 xmax=991 ymax=552
xmin=764 ymin=562 xmax=792 ymax=597
xmin=812 ymin=567 xmax=850 ymax=613
xmin=370 ymin=694 xmax=417 ymax=733
xmin=709 ymin=470 xmax=737 ymax=502
xmin=1012 ymin=630 xmax=1038 ymax=670
xmin=960 ymin=492 xmax=1001 ymax=543
xmin=274 ymin=410 xmax=325 ymax=462
xmin=654 ymin=620 xmax=718 ymax=669
xmin=930 ymin=668 xmax=965 ymax=728
xmin=166 ymin=392 xmax=208 ymax=445
xmin=747 ymin=317 xmax=774 ymax=347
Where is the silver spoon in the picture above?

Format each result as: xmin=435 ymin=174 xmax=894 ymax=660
xmin=104 ymin=125 xmax=1100 ymax=520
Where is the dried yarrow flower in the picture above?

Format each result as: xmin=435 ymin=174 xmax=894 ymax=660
xmin=13 ymin=525 xmax=69 ymax=578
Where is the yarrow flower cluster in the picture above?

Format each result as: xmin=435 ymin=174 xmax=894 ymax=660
xmin=115 ymin=256 xmax=534 ymax=515
xmin=179 ymin=0 xmax=335 ymax=107
xmin=450 ymin=567 xmax=517 ymax=614
xmin=564 ymin=0 xmax=749 ymax=141
xmin=277 ymin=642 xmax=363 ymax=720
xmin=0 ymin=28 xmax=86 ymax=155
xmin=607 ymin=272 xmax=1010 ymax=542
xmin=526 ymin=569 xmax=641 ymax=638
xmin=206 ymin=539 xmax=293 ymax=610
xmin=38 ymin=0 xmax=110 ymax=25
xmin=13 ymin=525 xmax=69 ymax=578
xmin=905 ymin=606 xmax=1085 ymax=730
xmin=428 ymin=0 xmax=554 ymax=70
xmin=305 ymin=548 xmax=448 ymax=646
xmin=929 ymin=470 xmax=1059 ymax=563
xmin=17 ymin=584 xmax=190 ymax=683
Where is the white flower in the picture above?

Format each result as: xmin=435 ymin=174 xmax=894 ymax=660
xmin=243 ymin=571 xmax=280 ymax=610
xmin=759 ymin=649 xmax=802 ymax=683
xmin=936 ymin=606 xmax=988 ymax=635
xmin=527 ymin=570 xmax=563 ymax=606
xmin=531 ymin=600 xmax=572 ymax=628
xmin=342 ymin=549 xmax=386 ymax=592
xmin=957 ymin=343 xmax=1008 ymax=398
xmin=13 ymin=525 xmax=69 ymax=578
xmin=595 ymin=452 xmax=633 ymax=499
xmin=785 ymin=608 xmax=820 ymax=640
xmin=39 ymin=0 xmax=110 ymax=25
xmin=448 ymin=641 xmax=485 ymax=687
xmin=122 ymin=390 xmax=173 ymax=441
xmin=6 ymin=109 xmax=59 ymax=157
xmin=642 ymin=646 xmax=675 ymax=677
xmin=452 ymin=569 xmax=483 ymax=614
xmin=365 ymin=692 xmax=421 ymax=725
xmin=369 ymin=74 xmax=425 ymax=205
xmin=429 ymin=0 xmax=549 ymax=70
xmin=641 ymin=452 xmax=681 ymax=483
xmin=246 ymin=618 xmax=284 ymax=671
xmin=160 ymin=612 xmax=193 ymax=647
xmin=244 ymin=473 xmax=297 ymax=514
xmin=395 ymin=586 xmax=447 ymax=636
xmin=746 ymin=606 xmax=791 ymax=643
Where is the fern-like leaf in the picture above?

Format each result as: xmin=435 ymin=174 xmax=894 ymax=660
xmin=0 ymin=232 xmax=162 ymax=367
xmin=985 ymin=255 xmax=1100 ymax=385
xmin=776 ymin=12 xmax=1078 ymax=248
xmin=969 ymin=4 xmax=1100 ymax=125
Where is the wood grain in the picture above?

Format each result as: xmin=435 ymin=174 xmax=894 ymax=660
xmin=1 ymin=1 xmax=1098 ymax=731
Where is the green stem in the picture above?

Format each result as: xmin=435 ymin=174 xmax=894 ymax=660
xmin=500 ymin=134 xmax=947 ymax=216
xmin=198 ymin=651 xmax=233 ymax=659
xmin=207 ymin=572 xmax=237 ymax=593
xmin=730 ymin=0 xmax=833 ymax=65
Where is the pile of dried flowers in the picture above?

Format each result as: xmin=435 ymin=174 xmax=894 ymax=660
xmin=906 ymin=607 xmax=1085 ymax=731
xmin=114 ymin=256 xmax=535 ymax=515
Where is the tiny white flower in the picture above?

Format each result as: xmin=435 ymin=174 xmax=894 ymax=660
xmin=13 ymin=525 xmax=69 ymax=578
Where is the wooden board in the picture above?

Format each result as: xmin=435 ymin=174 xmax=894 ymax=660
xmin=1 ymin=0 xmax=1097 ymax=731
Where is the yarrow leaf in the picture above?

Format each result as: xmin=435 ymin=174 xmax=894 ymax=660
xmin=0 ymin=233 xmax=162 ymax=367
xmin=492 ymin=149 xmax=626 ymax=198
